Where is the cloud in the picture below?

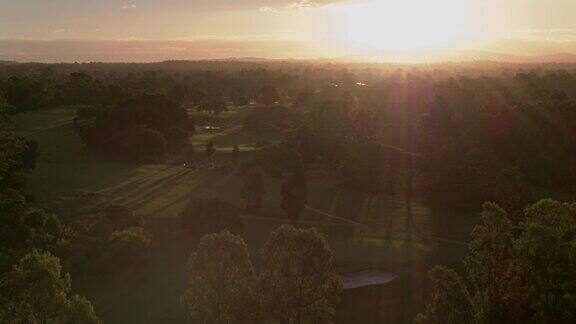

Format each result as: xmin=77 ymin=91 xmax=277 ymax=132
xmin=261 ymin=0 xmax=350 ymax=12
xmin=287 ymin=0 xmax=351 ymax=9
xmin=121 ymin=4 xmax=137 ymax=10
xmin=259 ymin=7 xmax=278 ymax=13
xmin=286 ymin=0 xmax=318 ymax=9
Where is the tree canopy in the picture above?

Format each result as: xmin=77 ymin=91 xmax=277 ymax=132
xmin=0 ymin=250 xmax=101 ymax=324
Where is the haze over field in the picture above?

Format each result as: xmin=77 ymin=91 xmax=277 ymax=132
xmin=1 ymin=0 xmax=576 ymax=62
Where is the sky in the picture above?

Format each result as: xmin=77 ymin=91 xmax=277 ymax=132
xmin=1 ymin=0 xmax=576 ymax=61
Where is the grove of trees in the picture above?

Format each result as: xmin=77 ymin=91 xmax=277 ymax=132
xmin=417 ymin=199 xmax=576 ymax=323
xmin=0 ymin=91 xmax=101 ymax=322
xmin=184 ymin=226 xmax=342 ymax=323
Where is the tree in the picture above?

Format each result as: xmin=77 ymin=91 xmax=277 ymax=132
xmin=0 ymin=189 xmax=63 ymax=268
xmin=281 ymin=167 xmax=308 ymax=225
xmin=464 ymin=203 xmax=527 ymax=323
xmin=417 ymin=200 xmax=576 ymax=323
xmin=415 ymin=266 xmax=473 ymax=324
xmin=183 ymin=231 xmax=259 ymax=323
xmin=0 ymin=250 xmax=101 ymax=324
xmin=105 ymin=226 xmax=152 ymax=265
xmin=231 ymin=93 xmax=249 ymax=107
xmin=260 ymin=225 xmax=342 ymax=323
xmin=205 ymin=141 xmax=215 ymax=156
xmin=181 ymin=198 xmax=242 ymax=237
xmin=259 ymin=85 xmax=280 ymax=105
xmin=73 ymin=94 xmax=194 ymax=161
xmin=122 ymin=125 xmax=167 ymax=161
xmin=515 ymin=199 xmax=576 ymax=322
xmin=0 ymin=92 xmax=13 ymax=124
xmin=4 ymin=76 xmax=55 ymax=111
xmin=232 ymin=144 xmax=240 ymax=161
xmin=168 ymin=83 xmax=191 ymax=105
xmin=166 ymin=127 xmax=190 ymax=148
xmin=241 ymin=167 xmax=265 ymax=211
xmin=198 ymin=97 xmax=227 ymax=115
xmin=0 ymin=132 xmax=38 ymax=189
xmin=289 ymin=125 xmax=318 ymax=164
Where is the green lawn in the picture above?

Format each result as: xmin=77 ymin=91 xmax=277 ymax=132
xmin=14 ymin=106 xmax=475 ymax=323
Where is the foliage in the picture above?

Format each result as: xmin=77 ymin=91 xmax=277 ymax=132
xmin=0 ymin=91 xmax=13 ymax=123
xmin=241 ymin=167 xmax=265 ymax=211
xmin=64 ymin=205 xmax=150 ymax=274
xmin=197 ymin=96 xmax=227 ymax=115
xmin=73 ymin=94 xmax=193 ymax=161
xmin=3 ymin=76 xmax=57 ymax=111
xmin=122 ymin=125 xmax=168 ymax=161
xmin=105 ymin=226 xmax=152 ymax=265
xmin=243 ymin=106 xmax=301 ymax=134
xmin=281 ymin=167 xmax=308 ymax=224
xmin=258 ymin=85 xmax=280 ymax=105
xmin=0 ymin=250 xmax=101 ymax=324
xmin=417 ymin=199 xmax=576 ymax=323
xmin=260 ymin=225 xmax=342 ymax=323
xmin=0 ymin=132 xmax=38 ymax=189
xmin=414 ymin=266 xmax=473 ymax=324
xmin=0 ymin=189 xmax=64 ymax=270
xmin=183 ymin=231 xmax=259 ymax=323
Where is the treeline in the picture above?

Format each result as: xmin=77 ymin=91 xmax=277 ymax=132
xmin=419 ymin=73 xmax=576 ymax=212
xmin=239 ymin=68 xmax=576 ymax=213
xmin=74 ymin=94 xmax=194 ymax=161
xmin=3 ymin=61 xmax=576 ymax=209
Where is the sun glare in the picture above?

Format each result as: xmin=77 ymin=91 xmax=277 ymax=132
xmin=342 ymin=0 xmax=466 ymax=52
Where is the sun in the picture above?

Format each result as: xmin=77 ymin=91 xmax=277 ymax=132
xmin=342 ymin=0 xmax=466 ymax=52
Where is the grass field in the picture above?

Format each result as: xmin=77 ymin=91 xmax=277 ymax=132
xmin=13 ymin=106 xmax=477 ymax=323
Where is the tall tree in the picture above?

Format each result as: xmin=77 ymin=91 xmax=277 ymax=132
xmin=232 ymin=144 xmax=240 ymax=162
xmin=260 ymin=225 xmax=342 ymax=323
xmin=515 ymin=199 xmax=576 ymax=321
xmin=183 ymin=231 xmax=259 ymax=324
xmin=259 ymin=85 xmax=280 ymax=105
xmin=415 ymin=266 xmax=473 ymax=324
xmin=281 ymin=167 xmax=308 ymax=225
xmin=241 ymin=168 xmax=265 ymax=211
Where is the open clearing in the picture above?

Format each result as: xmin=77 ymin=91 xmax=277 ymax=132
xmin=13 ymin=106 xmax=476 ymax=323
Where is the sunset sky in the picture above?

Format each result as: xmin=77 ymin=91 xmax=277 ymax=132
xmin=1 ymin=0 xmax=576 ymax=61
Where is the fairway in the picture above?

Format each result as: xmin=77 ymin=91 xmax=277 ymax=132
xmin=14 ymin=106 xmax=475 ymax=323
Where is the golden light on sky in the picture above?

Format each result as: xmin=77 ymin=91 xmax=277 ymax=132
xmin=0 ymin=0 xmax=576 ymax=62
xmin=340 ymin=0 xmax=467 ymax=52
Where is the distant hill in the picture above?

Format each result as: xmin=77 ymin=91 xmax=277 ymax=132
xmin=0 ymin=39 xmax=331 ymax=63
xmin=445 ymin=50 xmax=576 ymax=64
xmin=0 ymin=39 xmax=575 ymax=64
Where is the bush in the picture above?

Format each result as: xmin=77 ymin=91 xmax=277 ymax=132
xmin=106 ymin=226 xmax=152 ymax=264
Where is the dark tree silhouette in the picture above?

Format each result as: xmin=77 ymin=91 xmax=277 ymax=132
xmin=281 ymin=166 xmax=308 ymax=225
